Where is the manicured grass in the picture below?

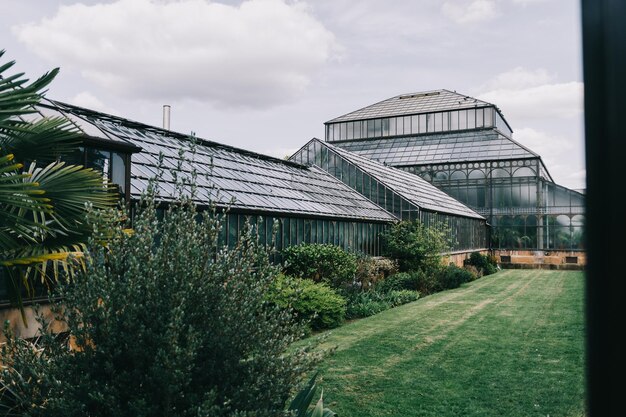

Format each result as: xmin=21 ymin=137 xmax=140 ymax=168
xmin=315 ymin=270 xmax=585 ymax=417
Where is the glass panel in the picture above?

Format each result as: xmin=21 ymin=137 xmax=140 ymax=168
xmin=228 ymin=214 xmax=238 ymax=248
xmin=484 ymin=107 xmax=493 ymax=127
xmin=304 ymin=219 xmax=313 ymax=243
xmin=111 ymin=152 xmax=126 ymax=194
xmin=426 ymin=113 xmax=434 ymax=132
xmin=363 ymin=173 xmax=371 ymax=199
xmin=459 ymin=110 xmax=467 ymax=130
xmin=338 ymin=222 xmax=344 ymax=249
xmin=450 ymin=170 xmax=466 ymax=180
xmin=475 ymin=108 xmax=484 ymax=128
xmin=403 ymin=116 xmax=412 ymax=134
xmin=367 ymin=120 xmax=376 ymax=138
xmin=346 ymin=122 xmax=354 ymax=140
xmin=297 ymin=218 xmax=304 ymax=245
xmin=388 ymin=117 xmax=396 ymax=136
xmin=86 ymin=148 xmax=111 ymax=177
xmin=468 ymin=169 xmax=485 ymax=179
xmin=467 ymin=109 xmax=476 ymax=129
xmin=491 ymin=168 xmax=509 ymax=178
xmin=382 ymin=118 xmax=390 ymax=137
xmin=450 ymin=111 xmax=459 ymax=131
xmin=374 ymin=119 xmax=382 ymax=137
xmin=396 ymin=116 xmax=403 ymax=135
xmin=414 ymin=115 xmax=421 ymax=134
xmin=434 ymin=112 xmax=443 ymax=132
xmin=332 ymin=124 xmax=339 ymax=141
xmin=513 ymin=167 xmax=536 ymax=177
xmin=340 ymin=123 xmax=347 ymax=141
xmin=385 ymin=187 xmax=394 ymax=213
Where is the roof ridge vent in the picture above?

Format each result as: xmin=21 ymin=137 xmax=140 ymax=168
xmin=398 ymin=91 xmax=440 ymax=100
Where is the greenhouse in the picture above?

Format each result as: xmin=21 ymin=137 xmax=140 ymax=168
xmin=291 ymin=139 xmax=487 ymax=252
xmin=28 ymin=100 xmax=398 ymax=258
xmin=324 ymin=89 xmax=585 ymax=252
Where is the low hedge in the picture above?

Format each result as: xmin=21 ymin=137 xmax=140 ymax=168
xmin=267 ymin=274 xmax=346 ymax=330
xmin=346 ymin=289 xmax=419 ymax=319
xmin=282 ymin=244 xmax=357 ymax=289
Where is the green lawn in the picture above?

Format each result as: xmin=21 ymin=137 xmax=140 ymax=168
xmin=316 ymin=270 xmax=585 ymax=417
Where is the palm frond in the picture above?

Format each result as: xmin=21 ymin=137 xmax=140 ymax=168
xmin=0 ymin=117 xmax=82 ymax=163
xmin=28 ymin=161 xmax=117 ymax=234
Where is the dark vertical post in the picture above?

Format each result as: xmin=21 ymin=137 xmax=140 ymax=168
xmin=581 ymin=1 xmax=626 ymax=415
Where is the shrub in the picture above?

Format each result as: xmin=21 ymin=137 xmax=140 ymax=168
xmin=345 ymin=290 xmax=419 ymax=319
xmin=267 ymin=275 xmax=346 ymax=330
xmin=465 ymin=252 xmax=498 ymax=275
xmin=353 ymin=256 xmax=398 ymax=291
xmin=376 ymin=272 xmax=414 ymax=293
xmin=437 ymin=264 xmax=475 ymax=290
xmin=382 ymin=220 xmax=451 ymax=273
xmin=282 ymin=244 xmax=358 ymax=289
xmin=385 ymin=289 xmax=420 ymax=307
xmin=463 ymin=264 xmax=482 ymax=280
xmin=0 ymin=194 xmax=323 ymax=417
xmin=377 ymin=269 xmax=440 ymax=295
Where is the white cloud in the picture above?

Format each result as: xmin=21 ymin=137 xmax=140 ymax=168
xmin=478 ymin=78 xmax=583 ymax=121
xmin=69 ymin=91 xmax=119 ymax=115
xmin=442 ymin=0 xmax=498 ymax=24
xmin=14 ymin=0 xmax=337 ymax=108
xmin=513 ymin=127 xmax=585 ymax=189
xmin=481 ymin=67 xmax=553 ymax=91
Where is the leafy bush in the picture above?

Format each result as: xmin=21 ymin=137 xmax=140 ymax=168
xmin=382 ymin=220 xmax=451 ymax=273
xmin=282 ymin=244 xmax=358 ymax=289
xmin=0 ymin=194 xmax=323 ymax=417
xmin=267 ymin=275 xmax=346 ymax=330
xmin=346 ymin=290 xmax=419 ymax=319
xmin=377 ymin=269 xmax=440 ymax=295
xmin=437 ymin=264 xmax=476 ymax=290
xmin=375 ymin=272 xmax=414 ymax=293
xmin=465 ymin=252 xmax=498 ymax=275
xmin=385 ymin=290 xmax=420 ymax=306
xmin=353 ymin=256 xmax=398 ymax=291
xmin=463 ymin=264 xmax=482 ymax=279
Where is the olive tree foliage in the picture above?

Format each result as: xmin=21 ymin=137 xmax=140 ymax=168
xmin=1 ymin=179 xmax=323 ymax=416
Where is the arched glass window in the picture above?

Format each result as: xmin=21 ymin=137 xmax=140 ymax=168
xmin=468 ymin=169 xmax=486 ymax=179
xmin=513 ymin=167 xmax=536 ymax=177
xmin=491 ymin=168 xmax=510 ymax=178
xmin=450 ymin=170 xmax=466 ymax=180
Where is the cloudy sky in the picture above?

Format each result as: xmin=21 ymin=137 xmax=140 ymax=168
xmin=0 ymin=0 xmax=584 ymax=190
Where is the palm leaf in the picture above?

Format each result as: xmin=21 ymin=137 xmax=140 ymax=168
xmin=0 ymin=117 xmax=82 ymax=164
xmin=0 ymin=50 xmax=116 ymax=321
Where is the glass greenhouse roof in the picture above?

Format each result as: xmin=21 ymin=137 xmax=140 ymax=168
xmin=327 ymin=89 xmax=495 ymax=123
xmin=37 ymin=101 xmax=396 ymax=222
xmin=336 ymin=129 xmax=539 ymax=166
xmin=297 ymin=139 xmax=484 ymax=220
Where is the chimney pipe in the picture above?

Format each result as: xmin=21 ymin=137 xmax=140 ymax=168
xmin=163 ymin=105 xmax=171 ymax=130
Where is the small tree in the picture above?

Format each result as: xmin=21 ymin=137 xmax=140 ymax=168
xmin=381 ymin=220 xmax=451 ymax=273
